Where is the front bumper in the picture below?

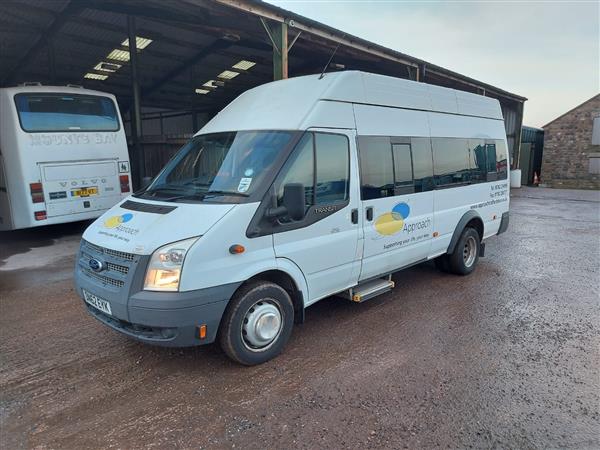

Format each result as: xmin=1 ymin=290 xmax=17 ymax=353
xmin=75 ymin=240 xmax=240 ymax=347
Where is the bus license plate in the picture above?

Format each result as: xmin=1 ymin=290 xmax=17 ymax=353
xmin=72 ymin=187 xmax=98 ymax=197
xmin=83 ymin=289 xmax=112 ymax=315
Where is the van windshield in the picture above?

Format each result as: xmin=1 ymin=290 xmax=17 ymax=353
xmin=14 ymin=93 xmax=119 ymax=132
xmin=139 ymin=131 xmax=295 ymax=202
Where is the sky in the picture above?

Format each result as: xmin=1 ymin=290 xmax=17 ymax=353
xmin=267 ymin=0 xmax=599 ymax=127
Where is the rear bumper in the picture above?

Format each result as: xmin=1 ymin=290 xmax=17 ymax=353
xmin=76 ymin=274 xmax=240 ymax=347
xmin=497 ymin=211 xmax=509 ymax=235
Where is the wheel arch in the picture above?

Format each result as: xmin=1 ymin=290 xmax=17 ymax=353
xmin=232 ymin=262 xmax=308 ymax=324
xmin=447 ymin=210 xmax=484 ymax=255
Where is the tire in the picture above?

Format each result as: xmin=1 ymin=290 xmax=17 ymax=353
xmin=447 ymin=227 xmax=480 ymax=275
xmin=218 ymin=281 xmax=294 ymax=366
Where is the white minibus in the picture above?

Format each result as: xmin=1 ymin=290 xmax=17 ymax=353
xmin=0 ymin=85 xmax=131 ymax=230
xmin=74 ymin=71 xmax=509 ymax=365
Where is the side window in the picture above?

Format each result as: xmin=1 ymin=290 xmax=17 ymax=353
xmin=410 ymin=137 xmax=434 ymax=192
xmin=315 ymin=133 xmax=350 ymax=204
xmin=468 ymin=139 xmax=487 ymax=183
xmin=495 ymin=140 xmax=508 ymax=179
xmin=432 ymin=138 xmax=470 ymax=187
xmin=485 ymin=142 xmax=499 ymax=181
xmin=392 ymin=143 xmax=414 ymax=194
xmin=358 ymin=136 xmax=394 ymax=200
xmin=276 ymin=133 xmax=314 ymax=209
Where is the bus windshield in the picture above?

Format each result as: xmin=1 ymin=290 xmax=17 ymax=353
xmin=14 ymin=93 xmax=119 ymax=132
xmin=139 ymin=131 xmax=295 ymax=202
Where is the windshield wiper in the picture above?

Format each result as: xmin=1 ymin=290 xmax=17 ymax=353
xmin=204 ymin=190 xmax=249 ymax=197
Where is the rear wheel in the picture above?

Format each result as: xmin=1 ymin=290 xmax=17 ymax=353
xmin=218 ymin=281 xmax=294 ymax=366
xmin=447 ymin=227 xmax=480 ymax=275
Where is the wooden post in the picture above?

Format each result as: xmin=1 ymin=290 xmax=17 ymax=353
xmin=272 ymin=22 xmax=288 ymax=80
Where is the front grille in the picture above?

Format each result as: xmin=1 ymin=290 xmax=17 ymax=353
xmin=106 ymin=262 xmax=128 ymax=275
xmin=105 ymin=248 xmax=134 ymax=261
xmin=79 ymin=240 xmax=136 ymax=289
xmin=82 ymin=239 xmax=134 ymax=261
xmin=81 ymin=267 xmax=125 ymax=288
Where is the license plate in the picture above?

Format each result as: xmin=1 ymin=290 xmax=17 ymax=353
xmin=71 ymin=187 xmax=98 ymax=197
xmin=83 ymin=289 xmax=112 ymax=315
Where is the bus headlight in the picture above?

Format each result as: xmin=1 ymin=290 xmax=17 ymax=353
xmin=144 ymin=237 xmax=198 ymax=291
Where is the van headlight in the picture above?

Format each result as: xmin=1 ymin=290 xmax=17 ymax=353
xmin=144 ymin=237 xmax=198 ymax=291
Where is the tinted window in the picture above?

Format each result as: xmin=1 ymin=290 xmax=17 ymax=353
xmin=411 ymin=137 xmax=434 ymax=192
xmin=495 ymin=140 xmax=508 ymax=179
xmin=14 ymin=93 xmax=119 ymax=132
xmin=392 ymin=143 xmax=414 ymax=194
xmin=277 ymin=133 xmax=314 ymax=209
xmin=358 ymin=136 xmax=394 ymax=199
xmin=315 ymin=133 xmax=349 ymax=204
xmin=468 ymin=139 xmax=487 ymax=183
xmin=432 ymin=138 xmax=470 ymax=186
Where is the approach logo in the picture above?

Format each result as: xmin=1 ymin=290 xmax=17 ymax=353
xmin=104 ymin=213 xmax=133 ymax=229
xmin=374 ymin=202 xmax=410 ymax=236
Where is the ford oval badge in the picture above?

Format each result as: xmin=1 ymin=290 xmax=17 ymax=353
xmin=89 ymin=258 xmax=105 ymax=272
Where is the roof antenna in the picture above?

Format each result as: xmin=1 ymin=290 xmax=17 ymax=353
xmin=319 ymin=37 xmax=344 ymax=80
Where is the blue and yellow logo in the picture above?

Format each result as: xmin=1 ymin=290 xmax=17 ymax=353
xmin=104 ymin=213 xmax=133 ymax=228
xmin=374 ymin=202 xmax=410 ymax=236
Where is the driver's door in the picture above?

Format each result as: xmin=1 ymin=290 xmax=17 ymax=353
xmin=272 ymin=129 xmax=361 ymax=304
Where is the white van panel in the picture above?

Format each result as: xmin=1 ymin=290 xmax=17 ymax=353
xmin=354 ymin=104 xmax=430 ymax=137
xmin=427 ymin=84 xmax=459 ymax=114
xmin=428 ymin=112 xmax=506 ymax=139
xmin=198 ymin=72 xmax=504 ymax=136
xmin=301 ymin=100 xmax=355 ymax=130
xmin=360 ymin=72 xmax=431 ymax=111
xmin=456 ymin=90 xmax=503 ymax=120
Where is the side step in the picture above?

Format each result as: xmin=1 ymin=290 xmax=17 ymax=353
xmin=343 ymin=275 xmax=395 ymax=303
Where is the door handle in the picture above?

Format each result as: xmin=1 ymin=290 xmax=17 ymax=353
xmin=366 ymin=206 xmax=373 ymax=221
xmin=351 ymin=208 xmax=358 ymax=224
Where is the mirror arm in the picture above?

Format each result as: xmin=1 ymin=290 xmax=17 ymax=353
xmin=265 ymin=206 xmax=287 ymax=219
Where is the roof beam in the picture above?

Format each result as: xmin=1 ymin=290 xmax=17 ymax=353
xmin=2 ymin=1 xmax=82 ymax=86
xmin=209 ymin=0 xmax=419 ymax=69
xmin=142 ymin=38 xmax=235 ymax=98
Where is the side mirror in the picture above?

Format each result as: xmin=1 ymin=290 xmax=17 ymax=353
xmin=265 ymin=183 xmax=306 ymax=221
xmin=141 ymin=176 xmax=153 ymax=189
xmin=282 ymin=183 xmax=306 ymax=221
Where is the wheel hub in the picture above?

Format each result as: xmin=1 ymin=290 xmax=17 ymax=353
xmin=242 ymin=301 xmax=282 ymax=350
xmin=463 ymin=235 xmax=477 ymax=267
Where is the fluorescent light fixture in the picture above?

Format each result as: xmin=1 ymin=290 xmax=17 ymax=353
xmin=107 ymin=49 xmax=130 ymax=62
xmin=217 ymin=70 xmax=240 ymax=80
xmin=122 ymin=36 xmax=153 ymax=50
xmin=84 ymin=73 xmax=108 ymax=80
xmin=203 ymin=80 xmax=219 ymax=88
xmin=94 ymin=62 xmax=122 ymax=73
xmin=232 ymin=60 xmax=256 ymax=71
xmin=195 ymin=88 xmax=210 ymax=95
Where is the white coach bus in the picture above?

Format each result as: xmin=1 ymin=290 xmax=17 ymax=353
xmin=75 ymin=71 xmax=510 ymax=365
xmin=0 ymin=85 xmax=131 ymax=230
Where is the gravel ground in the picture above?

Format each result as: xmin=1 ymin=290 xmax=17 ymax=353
xmin=1 ymin=187 xmax=599 ymax=449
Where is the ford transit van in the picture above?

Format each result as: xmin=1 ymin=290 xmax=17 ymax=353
xmin=74 ymin=71 xmax=509 ymax=365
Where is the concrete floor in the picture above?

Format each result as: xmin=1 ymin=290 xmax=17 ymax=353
xmin=1 ymin=187 xmax=599 ymax=449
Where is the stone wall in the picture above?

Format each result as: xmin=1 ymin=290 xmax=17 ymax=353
xmin=541 ymin=95 xmax=600 ymax=189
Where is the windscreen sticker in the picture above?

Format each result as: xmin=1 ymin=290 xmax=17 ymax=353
xmin=238 ymin=177 xmax=252 ymax=193
xmin=244 ymin=168 xmax=254 ymax=177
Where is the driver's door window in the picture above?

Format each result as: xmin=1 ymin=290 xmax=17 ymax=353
xmin=276 ymin=133 xmax=314 ymax=215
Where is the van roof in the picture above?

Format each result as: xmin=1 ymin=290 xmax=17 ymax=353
xmin=199 ymin=71 xmax=503 ymax=135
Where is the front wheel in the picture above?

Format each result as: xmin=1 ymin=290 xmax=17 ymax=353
xmin=447 ymin=227 xmax=480 ymax=275
xmin=218 ymin=281 xmax=294 ymax=365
